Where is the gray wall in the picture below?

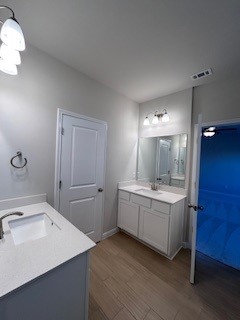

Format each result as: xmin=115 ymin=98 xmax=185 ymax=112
xmin=139 ymin=88 xmax=192 ymax=191
xmin=193 ymin=76 xmax=240 ymax=123
xmin=0 ymin=45 xmax=139 ymax=234
xmin=139 ymin=88 xmax=192 ymax=138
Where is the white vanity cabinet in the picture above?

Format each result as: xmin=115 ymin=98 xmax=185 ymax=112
xmin=118 ymin=188 xmax=185 ymax=259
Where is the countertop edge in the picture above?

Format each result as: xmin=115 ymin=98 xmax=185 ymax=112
xmin=118 ymin=186 xmax=186 ymax=204
xmin=0 ymin=201 xmax=96 ymax=299
xmin=0 ymin=249 xmax=92 ymax=301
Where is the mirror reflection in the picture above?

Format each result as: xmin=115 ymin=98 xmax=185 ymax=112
xmin=137 ymin=134 xmax=187 ymax=188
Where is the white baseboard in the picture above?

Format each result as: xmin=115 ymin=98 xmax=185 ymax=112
xmin=102 ymin=227 xmax=119 ymax=240
xmin=182 ymin=241 xmax=191 ymax=249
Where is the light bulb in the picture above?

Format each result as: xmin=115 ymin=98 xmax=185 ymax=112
xmin=162 ymin=111 xmax=170 ymax=122
xmin=152 ymin=115 xmax=159 ymax=124
xmin=0 ymin=43 xmax=21 ymax=65
xmin=0 ymin=18 xmax=25 ymax=51
xmin=143 ymin=117 xmax=150 ymax=126
xmin=0 ymin=59 xmax=18 ymax=75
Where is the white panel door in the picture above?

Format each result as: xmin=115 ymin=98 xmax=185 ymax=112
xmin=59 ymin=114 xmax=107 ymax=242
xmin=139 ymin=207 xmax=169 ymax=254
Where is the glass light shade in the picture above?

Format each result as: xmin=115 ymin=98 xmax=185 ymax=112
xmin=203 ymin=131 xmax=215 ymax=137
xmin=162 ymin=111 xmax=170 ymax=122
xmin=0 ymin=43 xmax=21 ymax=65
xmin=0 ymin=18 xmax=25 ymax=51
xmin=0 ymin=59 xmax=18 ymax=75
xmin=152 ymin=115 xmax=159 ymax=124
xmin=208 ymin=126 xmax=216 ymax=131
xmin=143 ymin=117 xmax=150 ymax=126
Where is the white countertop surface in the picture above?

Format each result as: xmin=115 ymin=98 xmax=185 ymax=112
xmin=0 ymin=202 xmax=95 ymax=299
xmin=119 ymin=184 xmax=186 ymax=204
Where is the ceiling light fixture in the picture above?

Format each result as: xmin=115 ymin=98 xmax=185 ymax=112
xmin=0 ymin=5 xmax=25 ymax=75
xmin=143 ymin=109 xmax=170 ymax=126
xmin=203 ymin=126 xmax=216 ymax=137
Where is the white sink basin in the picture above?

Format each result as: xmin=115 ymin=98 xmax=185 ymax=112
xmin=9 ymin=213 xmax=60 ymax=245
xmin=134 ymin=188 xmax=162 ymax=197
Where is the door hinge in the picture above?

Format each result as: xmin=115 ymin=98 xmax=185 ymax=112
xmin=61 ymin=127 xmax=64 ymax=135
xmin=59 ymin=180 xmax=62 ymax=190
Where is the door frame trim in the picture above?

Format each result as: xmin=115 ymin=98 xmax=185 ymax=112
xmin=54 ymin=108 xmax=107 ymax=238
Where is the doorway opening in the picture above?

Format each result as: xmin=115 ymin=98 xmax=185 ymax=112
xmin=197 ymin=124 xmax=240 ymax=269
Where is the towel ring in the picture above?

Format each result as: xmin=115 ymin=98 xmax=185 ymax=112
xmin=10 ymin=151 xmax=27 ymax=169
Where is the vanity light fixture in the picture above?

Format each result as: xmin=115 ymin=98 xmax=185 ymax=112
xmin=143 ymin=109 xmax=170 ymax=126
xmin=143 ymin=117 xmax=150 ymax=126
xmin=0 ymin=5 xmax=25 ymax=75
xmin=152 ymin=113 xmax=159 ymax=124
xmin=0 ymin=57 xmax=17 ymax=75
xmin=0 ymin=43 xmax=21 ymax=64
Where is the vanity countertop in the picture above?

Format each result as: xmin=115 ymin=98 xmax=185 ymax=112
xmin=0 ymin=202 xmax=95 ymax=299
xmin=119 ymin=184 xmax=186 ymax=204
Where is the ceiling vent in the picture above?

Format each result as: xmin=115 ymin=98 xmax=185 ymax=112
xmin=191 ymin=68 xmax=213 ymax=80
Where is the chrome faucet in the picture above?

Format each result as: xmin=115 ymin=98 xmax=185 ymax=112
xmin=0 ymin=212 xmax=23 ymax=239
xmin=149 ymin=182 xmax=158 ymax=191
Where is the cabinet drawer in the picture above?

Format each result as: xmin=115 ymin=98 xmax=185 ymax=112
xmin=131 ymin=194 xmax=151 ymax=208
xmin=119 ymin=190 xmax=130 ymax=201
xmin=152 ymin=200 xmax=170 ymax=214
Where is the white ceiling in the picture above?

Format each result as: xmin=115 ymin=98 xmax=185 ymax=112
xmin=6 ymin=0 xmax=240 ymax=102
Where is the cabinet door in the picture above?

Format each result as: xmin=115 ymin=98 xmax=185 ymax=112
xmin=139 ymin=207 xmax=169 ymax=254
xmin=118 ymin=200 xmax=139 ymax=236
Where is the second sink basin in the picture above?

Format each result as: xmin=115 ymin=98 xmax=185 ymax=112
xmin=9 ymin=212 xmax=60 ymax=245
xmin=134 ymin=188 xmax=162 ymax=197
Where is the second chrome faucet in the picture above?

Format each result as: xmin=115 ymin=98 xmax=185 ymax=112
xmin=0 ymin=211 xmax=23 ymax=239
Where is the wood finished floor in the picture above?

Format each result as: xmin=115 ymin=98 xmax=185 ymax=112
xmin=89 ymin=232 xmax=240 ymax=320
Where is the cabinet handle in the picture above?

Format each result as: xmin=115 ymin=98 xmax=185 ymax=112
xmin=98 ymin=188 xmax=104 ymax=192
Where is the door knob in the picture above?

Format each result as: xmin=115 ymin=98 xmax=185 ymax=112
xmin=98 ymin=188 xmax=103 ymax=192
xmin=188 ymin=204 xmax=204 ymax=211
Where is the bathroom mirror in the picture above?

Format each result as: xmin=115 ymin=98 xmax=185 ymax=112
xmin=137 ymin=134 xmax=187 ymax=188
